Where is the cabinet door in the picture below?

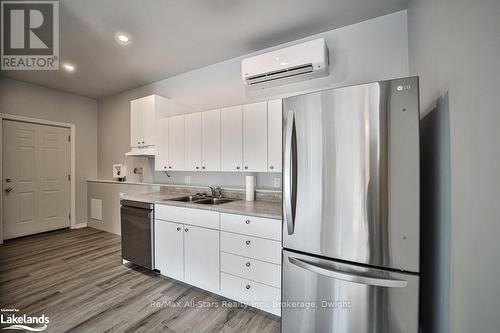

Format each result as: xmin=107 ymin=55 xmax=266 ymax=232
xmin=184 ymin=112 xmax=202 ymax=171
xmin=130 ymin=101 xmax=142 ymax=147
xmin=221 ymin=105 xmax=243 ymax=172
xmin=168 ymin=115 xmax=185 ymax=170
xmin=154 ymin=118 xmax=169 ymax=171
xmin=130 ymin=95 xmax=155 ymax=146
xmin=155 ymin=219 xmax=184 ymax=281
xmin=267 ymin=99 xmax=282 ymax=172
xmin=184 ymin=225 xmax=220 ymax=292
xmin=243 ymin=102 xmax=268 ymax=172
xmin=201 ymin=109 xmax=221 ymax=171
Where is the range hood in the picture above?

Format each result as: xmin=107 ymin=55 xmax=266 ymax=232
xmin=125 ymin=146 xmax=157 ymax=156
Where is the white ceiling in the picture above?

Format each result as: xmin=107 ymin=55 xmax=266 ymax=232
xmin=0 ymin=0 xmax=408 ymax=98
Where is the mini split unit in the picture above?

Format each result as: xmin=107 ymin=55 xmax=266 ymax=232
xmin=241 ymin=38 xmax=329 ymax=89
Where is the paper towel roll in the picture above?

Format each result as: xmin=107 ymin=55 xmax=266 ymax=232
xmin=246 ymin=176 xmax=255 ymax=201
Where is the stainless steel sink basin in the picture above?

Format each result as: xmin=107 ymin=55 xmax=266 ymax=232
xmin=193 ymin=197 xmax=236 ymax=205
xmin=166 ymin=195 xmax=206 ymax=202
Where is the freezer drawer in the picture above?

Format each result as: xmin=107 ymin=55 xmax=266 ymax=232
xmin=282 ymin=250 xmax=419 ymax=333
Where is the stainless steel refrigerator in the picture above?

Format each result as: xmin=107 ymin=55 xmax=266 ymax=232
xmin=282 ymin=77 xmax=420 ymax=333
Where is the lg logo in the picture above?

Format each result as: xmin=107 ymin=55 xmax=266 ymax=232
xmin=1 ymin=0 xmax=59 ymax=70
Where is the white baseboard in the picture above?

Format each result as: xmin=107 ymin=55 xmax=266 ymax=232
xmin=72 ymin=223 xmax=88 ymax=229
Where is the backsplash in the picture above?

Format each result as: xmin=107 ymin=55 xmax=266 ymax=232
xmin=159 ymin=185 xmax=282 ymax=202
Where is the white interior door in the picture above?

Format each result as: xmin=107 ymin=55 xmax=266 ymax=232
xmin=2 ymin=120 xmax=70 ymax=239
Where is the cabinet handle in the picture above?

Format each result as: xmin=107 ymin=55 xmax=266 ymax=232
xmin=245 ymin=219 xmax=250 ymax=224
xmin=169 ymin=166 xmax=172 ymax=169
xmin=164 ymin=166 xmax=167 ymax=169
xmin=245 ymin=284 xmax=251 ymax=290
xmin=185 ymin=228 xmax=189 ymax=232
xmin=236 ymin=166 xmax=240 ymax=170
xmin=270 ymin=165 xmax=274 ymax=170
xmin=246 ymin=262 xmax=251 ymax=267
xmin=245 ymin=240 xmax=251 ymax=245
xmin=176 ymin=227 xmax=181 ymax=231
xmin=202 ymin=166 xmax=206 ymax=170
xmin=244 ymin=166 xmax=248 ymax=170
xmin=142 ymin=141 xmax=145 ymax=144
xmin=196 ymin=166 xmax=199 ymax=170
xmin=137 ymin=141 xmax=141 ymax=144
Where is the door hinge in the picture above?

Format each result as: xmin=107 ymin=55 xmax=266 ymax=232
xmin=68 ymin=135 xmax=71 ymax=142
xmin=68 ymin=174 xmax=71 ymax=181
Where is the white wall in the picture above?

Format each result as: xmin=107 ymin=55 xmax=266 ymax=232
xmin=97 ymin=10 xmax=409 ymax=187
xmin=0 ymin=77 xmax=98 ymax=231
xmin=408 ymin=0 xmax=500 ymax=332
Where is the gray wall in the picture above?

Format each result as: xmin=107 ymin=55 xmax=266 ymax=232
xmin=97 ymin=11 xmax=410 ymax=187
xmin=0 ymin=77 xmax=98 ymax=227
xmin=408 ymin=0 xmax=500 ymax=332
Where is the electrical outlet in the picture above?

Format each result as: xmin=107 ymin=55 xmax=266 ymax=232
xmin=185 ymin=176 xmax=191 ymax=184
xmin=273 ymin=177 xmax=281 ymax=188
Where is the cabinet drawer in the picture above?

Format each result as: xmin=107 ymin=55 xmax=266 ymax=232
xmin=221 ymin=273 xmax=280 ymax=316
xmin=221 ymin=252 xmax=281 ymax=288
xmin=221 ymin=231 xmax=281 ymax=264
xmin=220 ymin=213 xmax=281 ymax=241
xmin=155 ymin=204 xmax=219 ymax=229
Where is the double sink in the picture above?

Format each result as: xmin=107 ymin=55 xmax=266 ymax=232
xmin=164 ymin=194 xmax=237 ymax=205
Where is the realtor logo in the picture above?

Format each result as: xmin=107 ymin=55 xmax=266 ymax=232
xmin=1 ymin=0 xmax=59 ymax=70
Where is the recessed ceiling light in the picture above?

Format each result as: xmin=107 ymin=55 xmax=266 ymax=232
xmin=62 ymin=63 xmax=75 ymax=72
xmin=115 ymin=32 xmax=131 ymax=45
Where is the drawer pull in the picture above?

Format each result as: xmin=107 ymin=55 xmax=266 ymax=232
xmin=246 ymin=262 xmax=251 ymax=267
xmin=245 ymin=240 xmax=251 ymax=245
xmin=245 ymin=219 xmax=250 ymax=224
xmin=176 ymin=227 xmax=181 ymax=231
xmin=185 ymin=228 xmax=189 ymax=232
xmin=245 ymin=284 xmax=251 ymax=290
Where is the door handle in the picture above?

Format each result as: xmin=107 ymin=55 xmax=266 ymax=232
xmin=288 ymin=257 xmax=408 ymax=288
xmin=284 ymin=109 xmax=297 ymax=235
xmin=4 ymin=187 xmax=13 ymax=193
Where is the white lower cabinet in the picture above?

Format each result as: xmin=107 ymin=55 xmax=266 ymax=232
xmin=155 ymin=219 xmax=183 ymax=281
xmin=221 ymin=273 xmax=281 ymax=316
xmin=184 ymin=225 xmax=219 ymax=292
xmin=154 ymin=205 xmax=282 ymax=316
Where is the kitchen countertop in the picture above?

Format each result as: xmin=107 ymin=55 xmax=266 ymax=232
xmin=121 ymin=191 xmax=282 ymax=220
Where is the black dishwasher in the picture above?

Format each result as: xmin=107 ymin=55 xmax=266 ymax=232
xmin=120 ymin=200 xmax=154 ymax=269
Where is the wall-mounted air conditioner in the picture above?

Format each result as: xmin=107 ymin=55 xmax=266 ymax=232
xmin=241 ymin=38 xmax=329 ymax=89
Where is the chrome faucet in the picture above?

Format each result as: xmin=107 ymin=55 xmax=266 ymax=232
xmin=208 ymin=186 xmax=222 ymax=198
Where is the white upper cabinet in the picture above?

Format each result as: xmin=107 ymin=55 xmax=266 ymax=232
xmin=184 ymin=113 xmax=202 ymax=171
xmin=130 ymin=95 xmax=175 ymax=149
xmin=243 ymin=102 xmax=268 ymax=172
xmin=130 ymin=95 xmax=155 ymax=147
xmin=202 ymin=109 xmax=221 ymax=171
xmin=154 ymin=118 xmax=169 ymax=171
xmin=221 ymin=105 xmax=243 ymax=172
xmin=168 ymin=115 xmax=185 ymax=170
xmin=267 ymin=99 xmax=282 ymax=172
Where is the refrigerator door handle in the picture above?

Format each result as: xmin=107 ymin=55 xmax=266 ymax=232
xmin=284 ymin=109 xmax=297 ymax=235
xmin=288 ymin=257 xmax=408 ymax=288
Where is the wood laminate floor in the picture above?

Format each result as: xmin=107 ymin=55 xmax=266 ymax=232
xmin=0 ymin=228 xmax=280 ymax=333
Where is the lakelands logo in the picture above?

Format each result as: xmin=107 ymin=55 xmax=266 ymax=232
xmin=1 ymin=0 xmax=59 ymax=70
xmin=0 ymin=309 xmax=49 ymax=332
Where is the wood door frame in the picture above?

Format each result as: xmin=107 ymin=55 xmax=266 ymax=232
xmin=0 ymin=114 xmax=77 ymax=244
